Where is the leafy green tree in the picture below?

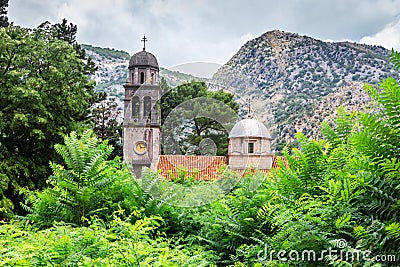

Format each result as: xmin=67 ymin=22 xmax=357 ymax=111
xmin=161 ymin=81 xmax=239 ymax=156
xmin=36 ymin=18 xmax=97 ymax=76
xmin=28 ymin=130 xmax=111 ymax=225
xmin=159 ymin=76 xmax=171 ymax=94
xmin=0 ymin=24 xmax=99 ymax=218
xmin=27 ymin=130 xmax=124 ymax=226
xmin=91 ymin=98 xmax=122 ymax=158
xmin=0 ymin=0 xmax=8 ymax=27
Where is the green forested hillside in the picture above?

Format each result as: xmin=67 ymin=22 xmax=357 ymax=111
xmin=82 ymin=44 xmax=130 ymax=60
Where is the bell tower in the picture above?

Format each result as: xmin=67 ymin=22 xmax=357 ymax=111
xmin=123 ymin=35 xmax=161 ymax=178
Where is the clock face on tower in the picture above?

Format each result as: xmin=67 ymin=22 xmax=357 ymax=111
xmin=134 ymin=141 xmax=147 ymax=154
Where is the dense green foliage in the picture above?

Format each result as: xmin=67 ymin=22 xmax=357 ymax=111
xmin=25 ymin=130 xmax=124 ymax=227
xmin=3 ymin=68 xmax=400 ymax=265
xmin=0 ymin=22 xmax=101 ymax=218
xmin=24 ymin=130 xmax=183 ymax=228
xmin=5 ymin=129 xmax=218 ymax=266
xmin=161 ymin=81 xmax=239 ymax=156
xmin=0 ymin=217 xmax=217 ymax=266
xmin=159 ymin=69 xmax=400 ymax=265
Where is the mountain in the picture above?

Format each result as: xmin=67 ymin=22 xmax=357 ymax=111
xmin=83 ymin=31 xmax=400 ymax=151
xmin=211 ymin=30 xmax=400 ymax=150
xmin=82 ymin=44 xmax=205 ymax=109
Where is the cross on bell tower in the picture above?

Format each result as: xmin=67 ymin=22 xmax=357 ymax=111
xmin=141 ymin=34 xmax=147 ymax=51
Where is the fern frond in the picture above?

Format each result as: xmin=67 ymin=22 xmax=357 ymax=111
xmin=385 ymin=222 xmax=400 ymax=242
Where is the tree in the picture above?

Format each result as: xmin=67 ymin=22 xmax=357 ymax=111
xmin=161 ymin=81 xmax=239 ymax=156
xmin=91 ymin=97 xmax=122 ymax=159
xmin=36 ymin=19 xmax=97 ymax=76
xmin=28 ymin=130 xmax=117 ymax=226
xmin=0 ymin=24 xmax=99 ymax=218
xmin=0 ymin=0 xmax=8 ymax=27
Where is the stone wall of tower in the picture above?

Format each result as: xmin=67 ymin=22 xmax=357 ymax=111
xmin=124 ymin=85 xmax=160 ymax=124
xmin=228 ymin=154 xmax=273 ymax=170
xmin=228 ymin=137 xmax=271 ymax=154
xmin=129 ymin=67 xmax=159 ymax=86
xmin=228 ymin=137 xmax=273 ymax=170
xmin=123 ymin=126 xmax=160 ymax=178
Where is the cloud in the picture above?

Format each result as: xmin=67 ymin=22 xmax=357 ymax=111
xmin=7 ymin=0 xmax=400 ymax=66
xmin=7 ymin=0 xmax=66 ymax=27
xmin=360 ymin=16 xmax=400 ymax=50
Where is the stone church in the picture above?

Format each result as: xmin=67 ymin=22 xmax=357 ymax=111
xmin=123 ymin=40 xmax=275 ymax=178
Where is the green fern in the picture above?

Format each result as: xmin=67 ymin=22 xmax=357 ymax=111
xmin=27 ymin=130 xmax=123 ymax=226
xmin=385 ymin=222 xmax=400 ymax=242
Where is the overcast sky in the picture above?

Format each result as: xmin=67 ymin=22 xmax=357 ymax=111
xmin=7 ymin=0 xmax=400 ymax=68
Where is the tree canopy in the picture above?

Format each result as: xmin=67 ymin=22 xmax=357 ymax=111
xmin=0 ymin=22 xmax=100 ymax=217
xmin=161 ymin=81 xmax=239 ymax=156
xmin=91 ymin=98 xmax=122 ymax=159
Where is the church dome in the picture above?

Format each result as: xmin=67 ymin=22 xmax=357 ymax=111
xmin=229 ymin=118 xmax=271 ymax=139
xmin=129 ymin=50 xmax=159 ymax=68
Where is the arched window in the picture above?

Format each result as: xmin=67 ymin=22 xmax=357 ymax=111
xmin=140 ymin=72 xmax=145 ymax=84
xmin=131 ymin=73 xmax=134 ymax=84
xmin=143 ymin=96 xmax=152 ymax=121
xmin=132 ymin=96 xmax=140 ymax=119
xmin=151 ymin=73 xmax=155 ymax=84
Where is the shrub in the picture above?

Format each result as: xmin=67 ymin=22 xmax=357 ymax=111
xmin=0 ymin=216 xmax=217 ymax=266
xmin=26 ymin=130 xmax=142 ymax=227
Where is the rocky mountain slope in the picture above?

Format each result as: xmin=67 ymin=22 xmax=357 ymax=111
xmin=211 ymin=30 xmax=400 ymax=150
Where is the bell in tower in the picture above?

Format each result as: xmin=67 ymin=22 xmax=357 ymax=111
xmin=123 ymin=35 xmax=161 ymax=178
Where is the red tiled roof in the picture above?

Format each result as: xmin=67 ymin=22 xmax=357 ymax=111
xmin=156 ymin=155 xmax=287 ymax=180
xmin=157 ymin=155 xmax=228 ymax=180
xmin=272 ymin=156 xmax=288 ymax=168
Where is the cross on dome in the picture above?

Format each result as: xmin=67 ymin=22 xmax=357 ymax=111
xmin=246 ymin=98 xmax=254 ymax=118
